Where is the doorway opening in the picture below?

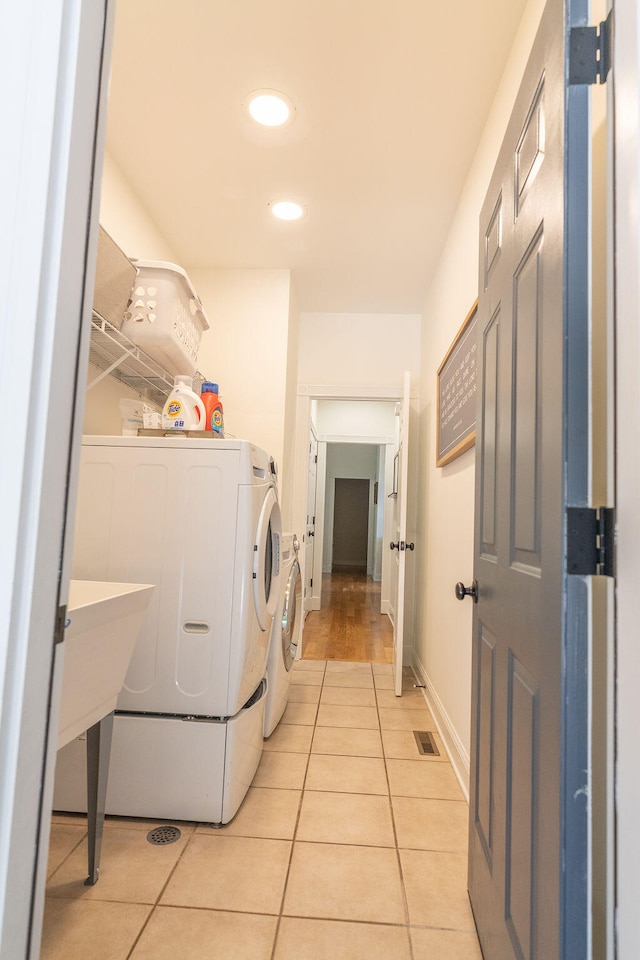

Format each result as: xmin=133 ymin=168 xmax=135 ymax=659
xmin=302 ymin=568 xmax=393 ymax=663
xmin=302 ymin=440 xmax=392 ymax=664
xmin=332 ymin=477 xmax=370 ymax=572
xmin=294 ymin=390 xmax=408 ymax=666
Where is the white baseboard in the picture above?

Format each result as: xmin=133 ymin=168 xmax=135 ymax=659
xmin=409 ymin=652 xmax=470 ymax=802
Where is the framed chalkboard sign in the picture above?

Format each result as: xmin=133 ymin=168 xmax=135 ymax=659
xmin=436 ymin=301 xmax=478 ymax=467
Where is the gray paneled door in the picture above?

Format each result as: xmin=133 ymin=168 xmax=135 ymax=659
xmin=468 ymin=1 xmax=592 ymax=958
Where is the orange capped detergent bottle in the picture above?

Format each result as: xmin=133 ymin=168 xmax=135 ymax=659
xmin=200 ymin=382 xmax=225 ymax=436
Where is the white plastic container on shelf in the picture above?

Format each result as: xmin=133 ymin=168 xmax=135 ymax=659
xmin=118 ymin=398 xmax=143 ymax=436
xmin=119 ymin=398 xmax=161 ymax=435
xmin=120 ymin=260 xmax=209 ymax=375
xmin=161 ymin=375 xmax=206 ymax=431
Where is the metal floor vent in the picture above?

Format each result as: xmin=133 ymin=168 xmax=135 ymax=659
xmin=146 ymin=825 xmax=182 ymax=846
xmin=413 ymin=730 xmax=440 ymax=757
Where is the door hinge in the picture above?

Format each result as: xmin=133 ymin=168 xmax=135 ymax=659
xmin=569 ymin=10 xmax=612 ymax=85
xmin=566 ymin=507 xmax=614 ymax=577
xmin=54 ymin=603 xmax=67 ymax=646
xmin=310 ymin=577 xmax=313 ymax=588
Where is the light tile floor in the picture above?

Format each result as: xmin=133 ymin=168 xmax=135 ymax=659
xmin=41 ymin=661 xmax=483 ymax=960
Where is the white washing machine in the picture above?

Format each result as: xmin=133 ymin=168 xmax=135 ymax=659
xmin=264 ymin=533 xmax=302 ymax=737
xmin=54 ymin=435 xmax=281 ymax=824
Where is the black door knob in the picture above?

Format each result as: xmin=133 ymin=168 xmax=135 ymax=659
xmin=455 ymin=580 xmax=478 ymax=602
xmin=390 ymin=541 xmax=400 ymax=550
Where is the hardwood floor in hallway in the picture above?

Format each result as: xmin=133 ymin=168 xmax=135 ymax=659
xmin=302 ymin=570 xmax=393 ymax=664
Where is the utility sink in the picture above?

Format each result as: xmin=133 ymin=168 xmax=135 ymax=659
xmin=58 ymin=579 xmax=154 ymax=749
xmin=54 ymin=579 xmax=154 ymax=885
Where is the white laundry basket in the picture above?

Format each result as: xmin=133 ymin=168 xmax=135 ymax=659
xmin=120 ymin=260 xmax=209 ymax=375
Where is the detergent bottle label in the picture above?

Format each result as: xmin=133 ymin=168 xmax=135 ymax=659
xmin=212 ymin=409 xmax=223 ymax=431
xmin=162 ymin=396 xmax=187 ymax=429
xmin=162 ymin=380 xmax=205 ymax=431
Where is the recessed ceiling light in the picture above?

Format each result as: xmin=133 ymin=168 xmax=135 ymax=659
xmin=247 ymin=90 xmax=294 ymax=127
xmin=271 ymin=200 xmax=305 ymax=221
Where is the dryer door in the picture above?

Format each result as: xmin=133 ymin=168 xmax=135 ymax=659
xmin=281 ymin=558 xmax=302 ymax=670
xmin=253 ymin=486 xmax=282 ymax=631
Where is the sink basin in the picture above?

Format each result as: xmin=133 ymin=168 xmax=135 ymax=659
xmin=57 ymin=580 xmax=154 ymax=749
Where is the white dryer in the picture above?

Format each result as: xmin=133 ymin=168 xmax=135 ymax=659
xmin=264 ymin=533 xmax=302 ymax=737
xmin=54 ymin=435 xmax=281 ymax=824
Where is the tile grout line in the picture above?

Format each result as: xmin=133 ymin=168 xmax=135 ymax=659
xmin=44 ymin=663 xmax=476 ymax=956
xmin=45 ymin=826 xmax=88 ymax=886
xmin=375 ymin=663 xmax=416 ymax=960
xmin=73 ymin=660 xmax=424 ymax=957
xmin=268 ymin=658 xmax=325 ymax=960
xmin=125 ymin=822 xmax=199 ymax=959
xmin=285 ymin=659 xmax=417 ymax=955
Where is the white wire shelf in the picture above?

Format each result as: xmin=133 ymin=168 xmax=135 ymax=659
xmin=88 ymin=312 xmax=175 ymax=406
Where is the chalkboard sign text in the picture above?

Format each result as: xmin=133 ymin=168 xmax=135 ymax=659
xmin=436 ymin=301 xmax=478 ymax=467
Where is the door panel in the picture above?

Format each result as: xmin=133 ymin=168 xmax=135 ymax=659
xmin=468 ymin=1 xmax=591 ymax=958
xmin=475 ymin=625 xmax=496 ymax=862
xmin=505 ymin=653 xmax=537 ymax=960
xmin=480 ymin=310 xmax=499 ymax=558
xmin=511 ymin=230 xmax=543 ymax=571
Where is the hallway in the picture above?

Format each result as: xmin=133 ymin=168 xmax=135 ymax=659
xmin=302 ymin=571 xmax=394 ymax=663
xmin=43 ymin=660 xmax=481 ymax=959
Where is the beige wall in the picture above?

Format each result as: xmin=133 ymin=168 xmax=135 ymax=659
xmin=83 ymin=362 xmax=141 ymax=435
xmin=413 ymin=0 xmax=547 ymax=791
xmin=84 ymin=151 xmax=180 ymax=436
xmin=281 ymin=284 xmax=301 ymax=530
xmin=298 ymin=312 xmax=421 ymax=388
xmin=188 ymin=268 xmax=293 ymax=488
xmin=99 ymin=151 xmax=178 ymax=262
xmin=316 ymin=400 xmax=397 ymax=438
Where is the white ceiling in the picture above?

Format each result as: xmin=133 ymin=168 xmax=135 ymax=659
xmin=106 ymin=0 xmax=528 ymax=314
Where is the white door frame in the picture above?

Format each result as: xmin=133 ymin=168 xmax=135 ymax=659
xmin=0 ymin=2 xmax=112 ymax=957
xmin=293 ymin=384 xmax=413 ymax=651
xmin=392 ymin=371 xmax=411 ymax=696
xmin=316 ymin=437 xmax=393 ymax=602
xmin=303 ymin=423 xmax=319 ymax=613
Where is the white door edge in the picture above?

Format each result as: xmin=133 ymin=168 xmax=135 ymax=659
xmin=0 ymin=2 xmax=112 ymax=957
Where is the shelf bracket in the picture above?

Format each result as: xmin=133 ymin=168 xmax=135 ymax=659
xmin=86 ymin=350 xmax=137 ymax=390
